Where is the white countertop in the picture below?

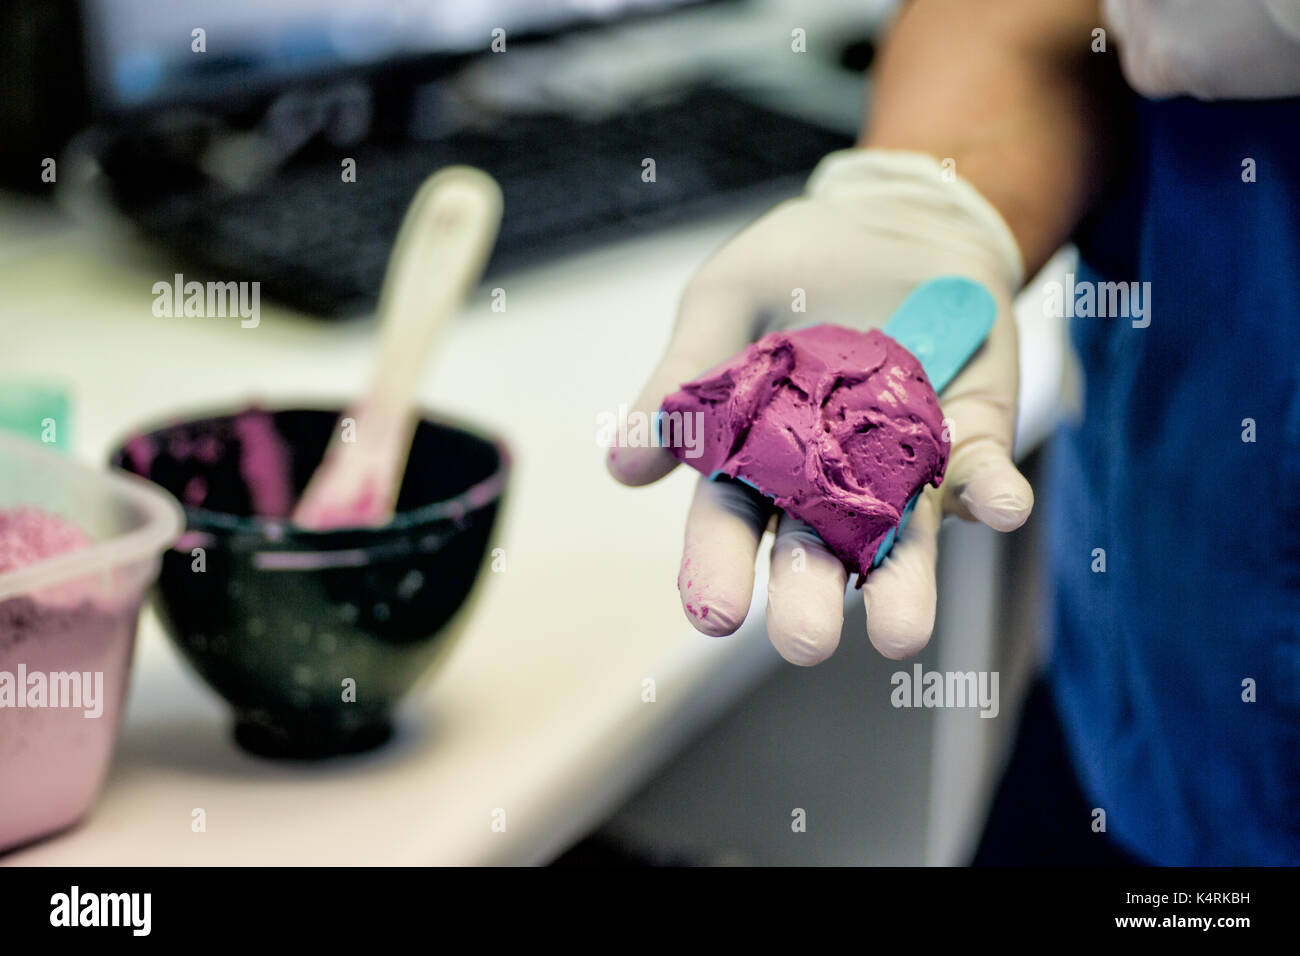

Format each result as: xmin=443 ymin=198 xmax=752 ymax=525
xmin=0 ymin=174 xmax=1066 ymax=865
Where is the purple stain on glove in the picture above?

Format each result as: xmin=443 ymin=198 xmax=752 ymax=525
xmin=660 ymin=324 xmax=949 ymax=578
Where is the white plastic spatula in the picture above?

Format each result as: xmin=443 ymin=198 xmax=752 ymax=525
xmin=292 ymin=166 xmax=503 ymax=530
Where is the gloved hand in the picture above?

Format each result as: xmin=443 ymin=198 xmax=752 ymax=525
xmin=1103 ymin=0 xmax=1300 ymax=99
xmin=608 ymin=149 xmax=1033 ymax=664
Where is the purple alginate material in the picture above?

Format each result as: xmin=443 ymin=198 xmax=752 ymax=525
xmin=125 ymin=407 xmax=507 ymax=541
xmin=230 ymin=408 xmax=295 ymax=518
xmin=660 ymin=324 xmax=949 ymax=579
xmin=124 ymin=407 xmax=295 ymax=517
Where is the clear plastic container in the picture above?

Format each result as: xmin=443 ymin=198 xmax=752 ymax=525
xmin=0 ymin=432 xmax=182 ymax=852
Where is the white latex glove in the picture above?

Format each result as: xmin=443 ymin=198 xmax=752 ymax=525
xmin=608 ymin=149 xmax=1033 ymax=665
xmin=1103 ymin=0 xmax=1300 ymax=99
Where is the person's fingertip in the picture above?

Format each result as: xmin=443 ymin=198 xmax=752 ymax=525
xmin=958 ymin=467 xmax=1034 ymax=532
xmin=682 ymin=593 xmax=747 ymax=636
xmin=676 ymin=478 xmax=767 ymax=638
xmin=862 ymin=562 xmax=937 ymax=658
xmin=607 ymin=445 xmax=676 ymax=486
xmin=859 ymin=490 xmax=940 ymax=658
xmin=765 ymin=514 xmax=848 ymax=665
xmin=866 ymin=607 xmax=935 ymax=659
xmin=766 ymin=590 xmax=842 ymax=664
xmin=770 ymin=626 xmax=840 ymax=666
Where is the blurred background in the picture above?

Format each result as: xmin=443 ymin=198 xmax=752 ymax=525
xmin=0 ymin=0 xmax=1069 ymax=865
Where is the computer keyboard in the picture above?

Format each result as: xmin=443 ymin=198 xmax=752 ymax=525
xmin=110 ymin=86 xmax=854 ymax=317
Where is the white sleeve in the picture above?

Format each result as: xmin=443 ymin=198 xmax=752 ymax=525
xmin=1103 ymin=0 xmax=1300 ymax=100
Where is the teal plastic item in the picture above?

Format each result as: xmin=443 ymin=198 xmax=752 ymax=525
xmin=0 ymin=383 xmax=71 ymax=452
xmin=869 ymin=276 xmax=997 ymax=567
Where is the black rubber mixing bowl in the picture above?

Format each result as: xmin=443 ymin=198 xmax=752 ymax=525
xmin=112 ymin=407 xmax=508 ymax=758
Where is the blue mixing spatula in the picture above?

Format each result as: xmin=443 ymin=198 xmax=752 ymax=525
xmin=868 ymin=275 xmax=997 ymax=567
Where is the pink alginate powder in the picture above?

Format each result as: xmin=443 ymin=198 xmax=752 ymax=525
xmin=0 ymin=506 xmax=141 ymax=852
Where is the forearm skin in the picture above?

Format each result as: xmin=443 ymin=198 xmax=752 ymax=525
xmin=863 ymin=0 xmax=1129 ymax=277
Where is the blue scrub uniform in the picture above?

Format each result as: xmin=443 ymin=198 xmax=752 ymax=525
xmin=1048 ymin=95 xmax=1300 ymax=865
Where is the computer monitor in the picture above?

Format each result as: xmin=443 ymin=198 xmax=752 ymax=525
xmin=80 ymin=0 xmax=702 ymax=113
